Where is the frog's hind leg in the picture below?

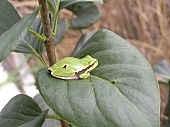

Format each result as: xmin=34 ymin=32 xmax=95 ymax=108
xmin=51 ymin=68 xmax=75 ymax=79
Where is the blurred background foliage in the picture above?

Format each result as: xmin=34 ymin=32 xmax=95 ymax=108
xmin=10 ymin=0 xmax=170 ymax=64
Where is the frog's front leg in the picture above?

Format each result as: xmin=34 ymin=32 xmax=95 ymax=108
xmin=79 ymin=72 xmax=90 ymax=79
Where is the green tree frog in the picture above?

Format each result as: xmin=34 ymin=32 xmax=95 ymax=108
xmin=48 ymin=55 xmax=98 ymax=80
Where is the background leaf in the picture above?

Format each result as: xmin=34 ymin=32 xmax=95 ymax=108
xmin=0 ymin=94 xmax=48 ymax=127
xmin=14 ymin=18 xmax=67 ymax=55
xmin=36 ymin=29 xmax=160 ymax=127
xmin=67 ymin=2 xmax=102 ymax=29
xmin=0 ymin=6 xmax=40 ymax=62
xmin=153 ymin=60 xmax=170 ymax=126
xmin=34 ymin=94 xmax=55 ymax=115
xmin=34 ymin=94 xmax=61 ymax=127
xmin=59 ymin=0 xmax=103 ymax=10
xmin=153 ymin=59 xmax=170 ymax=82
xmin=54 ymin=19 xmax=67 ymax=45
xmin=72 ymin=31 xmax=95 ymax=56
xmin=14 ymin=18 xmax=44 ymax=54
xmin=47 ymin=0 xmax=59 ymax=14
xmin=165 ymin=119 xmax=170 ymax=127
xmin=0 ymin=0 xmax=20 ymax=35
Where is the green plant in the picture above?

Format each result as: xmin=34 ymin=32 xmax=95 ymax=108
xmin=0 ymin=0 xmax=160 ymax=127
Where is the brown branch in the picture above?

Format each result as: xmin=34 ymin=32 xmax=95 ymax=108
xmin=38 ymin=0 xmax=56 ymax=66
xmin=38 ymin=0 xmax=70 ymax=127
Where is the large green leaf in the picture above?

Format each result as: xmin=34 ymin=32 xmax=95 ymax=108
xmin=0 ymin=0 xmax=20 ymax=35
xmin=67 ymin=2 xmax=102 ymax=29
xmin=0 ymin=94 xmax=48 ymax=127
xmin=36 ymin=29 xmax=160 ymax=127
xmin=0 ymin=7 xmax=40 ymax=62
xmin=59 ymin=0 xmax=103 ymax=10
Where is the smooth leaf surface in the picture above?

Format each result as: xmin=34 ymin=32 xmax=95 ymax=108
xmin=0 ymin=94 xmax=48 ymax=127
xmin=0 ymin=0 xmax=20 ymax=35
xmin=19 ymin=111 xmax=48 ymax=127
xmin=0 ymin=7 xmax=40 ymax=62
xmin=68 ymin=2 xmax=102 ymax=29
xmin=75 ymin=29 xmax=160 ymax=126
xmin=14 ymin=18 xmax=44 ymax=54
xmin=59 ymin=0 xmax=103 ymax=10
xmin=36 ymin=29 xmax=160 ymax=127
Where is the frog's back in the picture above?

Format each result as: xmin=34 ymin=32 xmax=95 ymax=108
xmin=58 ymin=57 xmax=80 ymax=64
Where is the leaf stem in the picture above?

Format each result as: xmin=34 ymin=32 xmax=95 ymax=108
xmin=52 ymin=0 xmax=60 ymax=36
xmin=23 ymin=40 xmax=48 ymax=67
xmin=46 ymin=114 xmax=61 ymax=120
xmin=28 ymin=28 xmax=46 ymax=42
xmin=52 ymin=15 xmax=58 ymax=36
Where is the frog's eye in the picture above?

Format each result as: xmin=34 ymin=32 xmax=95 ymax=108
xmin=62 ymin=65 xmax=67 ymax=69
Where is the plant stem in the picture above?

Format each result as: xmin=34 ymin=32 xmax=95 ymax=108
xmin=46 ymin=114 xmax=61 ymax=120
xmin=38 ymin=0 xmax=70 ymax=127
xmin=38 ymin=0 xmax=56 ymax=66
xmin=158 ymin=81 xmax=170 ymax=86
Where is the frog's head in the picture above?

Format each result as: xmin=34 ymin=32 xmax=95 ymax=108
xmin=83 ymin=55 xmax=98 ymax=71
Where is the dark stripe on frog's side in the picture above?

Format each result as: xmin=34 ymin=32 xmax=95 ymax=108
xmin=75 ymin=61 xmax=97 ymax=78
